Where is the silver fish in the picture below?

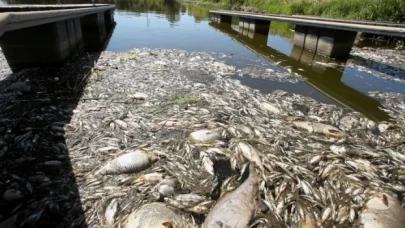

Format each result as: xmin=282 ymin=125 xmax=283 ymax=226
xmin=360 ymin=193 xmax=405 ymax=228
xmin=124 ymin=202 xmax=190 ymax=228
xmin=202 ymin=163 xmax=260 ymax=228
xmin=97 ymin=150 xmax=157 ymax=175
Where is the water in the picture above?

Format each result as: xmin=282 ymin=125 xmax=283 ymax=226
xmin=1 ymin=0 xmax=404 ymax=121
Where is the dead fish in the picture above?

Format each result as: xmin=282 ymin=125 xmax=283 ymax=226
xmin=360 ymin=193 xmax=405 ymax=228
xmin=378 ymin=123 xmax=390 ymax=133
xmin=158 ymin=184 xmax=176 ymax=197
xmin=189 ymin=130 xmax=220 ymax=144
xmin=175 ymin=193 xmax=205 ymax=204
xmin=300 ymin=211 xmax=320 ymax=228
xmin=7 ymin=81 xmax=31 ymax=92
xmin=339 ymin=116 xmax=358 ymax=129
xmin=330 ymin=145 xmax=346 ymax=155
xmin=187 ymin=201 xmax=215 ymax=214
xmin=159 ymin=120 xmax=180 ymax=127
xmin=200 ymin=152 xmax=214 ymax=175
xmin=114 ymin=119 xmax=128 ymax=129
xmin=236 ymin=142 xmax=264 ymax=171
xmin=2 ymin=189 xmax=23 ymax=201
xmin=202 ymin=163 xmax=260 ymax=228
xmin=105 ymin=199 xmax=119 ymax=227
xmin=129 ymin=92 xmax=148 ymax=100
xmin=97 ymin=150 xmax=157 ymax=175
xmin=261 ymin=102 xmax=281 ymax=114
xmin=293 ymin=121 xmax=344 ymax=137
xmin=136 ymin=172 xmax=163 ymax=183
xmin=124 ymin=202 xmax=190 ymax=228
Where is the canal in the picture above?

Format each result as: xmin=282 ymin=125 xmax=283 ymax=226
xmin=2 ymin=0 xmax=404 ymax=121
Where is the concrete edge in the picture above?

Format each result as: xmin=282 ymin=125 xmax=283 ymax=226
xmin=209 ymin=10 xmax=405 ymax=37
xmin=0 ymin=5 xmax=115 ymax=36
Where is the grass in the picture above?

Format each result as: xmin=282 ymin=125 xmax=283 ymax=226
xmin=191 ymin=0 xmax=405 ymax=22
xmin=120 ymin=54 xmax=138 ymax=60
xmin=171 ymin=95 xmax=199 ymax=104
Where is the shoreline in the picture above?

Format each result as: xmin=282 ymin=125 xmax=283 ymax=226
xmin=1 ymin=48 xmax=405 ymax=227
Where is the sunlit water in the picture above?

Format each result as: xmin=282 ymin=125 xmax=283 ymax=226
xmin=1 ymin=0 xmax=404 ymax=121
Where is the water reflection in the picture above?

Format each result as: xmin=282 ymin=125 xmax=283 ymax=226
xmin=0 ymin=0 xmax=401 ymax=122
xmin=210 ymin=22 xmax=390 ymax=121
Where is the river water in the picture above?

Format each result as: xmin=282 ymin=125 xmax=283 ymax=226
xmin=2 ymin=0 xmax=404 ymax=121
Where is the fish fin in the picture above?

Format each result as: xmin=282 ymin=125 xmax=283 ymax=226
xmin=376 ymin=193 xmax=389 ymax=206
xmin=138 ymin=147 xmax=148 ymax=153
xmin=116 ymin=152 xmax=125 ymax=157
xmin=162 ymin=220 xmax=174 ymax=228
xmin=327 ymin=129 xmax=343 ymax=136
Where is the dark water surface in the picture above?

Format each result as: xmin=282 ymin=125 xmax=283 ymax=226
xmin=2 ymin=0 xmax=405 ymax=121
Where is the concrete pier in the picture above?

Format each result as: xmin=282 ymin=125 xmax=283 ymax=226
xmin=239 ymin=17 xmax=270 ymax=34
xmin=104 ymin=9 xmax=115 ymax=28
xmin=238 ymin=26 xmax=268 ymax=44
xmin=211 ymin=13 xmax=232 ymax=23
xmin=317 ymin=28 xmax=357 ymax=58
xmin=0 ymin=4 xmax=115 ymax=70
xmin=210 ymin=10 xmax=405 ymax=59
xmin=0 ymin=20 xmax=82 ymax=69
xmin=81 ymin=12 xmax=107 ymax=52
xmin=293 ymin=25 xmax=357 ymax=59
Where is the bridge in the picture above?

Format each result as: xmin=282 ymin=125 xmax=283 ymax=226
xmin=0 ymin=4 xmax=115 ymax=70
xmin=210 ymin=10 xmax=405 ymax=59
xmin=209 ymin=22 xmax=390 ymax=121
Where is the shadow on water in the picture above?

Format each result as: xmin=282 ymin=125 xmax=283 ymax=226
xmin=209 ymin=22 xmax=391 ymax=121
xmin=0 ymin=22 xmax=116 ymax=227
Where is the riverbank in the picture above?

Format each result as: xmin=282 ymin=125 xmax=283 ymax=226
xmin=182 ymin=0 xmax=405 ymax=23
xmin=1 ymin=48 xmax=405 ymax=227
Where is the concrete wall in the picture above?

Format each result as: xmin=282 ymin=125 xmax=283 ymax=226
xmin=81 ymin=12 xmax=107 ymax=52
xmin=293 ymin=25 xmax=357 ymax=59
xmin=0 ymin=8 xmax=115 ymax=70
xmin=0 ymin=19 xmax=82 ymax=70
xmin=239 ymin=17 xmax=270 ymax=34
xmin=211 ymin=13 xmax=232 ymax=23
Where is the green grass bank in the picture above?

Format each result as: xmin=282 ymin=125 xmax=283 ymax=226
xmin=189 ymin=0 xmax=405 ymax=22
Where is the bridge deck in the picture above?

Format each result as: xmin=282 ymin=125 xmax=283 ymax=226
xmin=0 ymin=4 xmax=115 ymax=36
xmin=210 ymin=10 xmax=405 ymax=37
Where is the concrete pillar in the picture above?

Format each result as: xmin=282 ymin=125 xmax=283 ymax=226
xmin=249 ymin=19 xmax=270 ymax=34
xmin=300 ymin=48 xmax=316 ymax=65
xmin=104 ymin=9 xmax=115 ymax=28
xmin=210 ymin=13 xmax=232 ymax=23
xmin=81 ymin=12 xmax=107 ymax=52
xmin=239 ymin=17 xmax=247 ymax=29
xmin=239 ymin=17 xmax=270 ymax=34
xmin=293 ymin=25 xmax=307 ymax=47
xmin=73 ymin=19 xmax=84 ymax=53
xmin=304 ymin=27 xmax=319 ymax=53
xmin=239 ymin=26 xmax=268 ymax=45
xmin=290 ymin=45 xmax=304 ymax=61
xmin=0 ymin=19 xmax=82 ymax=70
xmin=317 ymin=28 xmax=357 ymax=59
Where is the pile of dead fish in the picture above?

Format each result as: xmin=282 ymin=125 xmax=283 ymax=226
xmin=348 ymin=47 xmax=405 ymax=83
xmin=1 ymin=48 xmax=405 ymax=228
xmin=236 ymin=66 xmax=303 ymax=83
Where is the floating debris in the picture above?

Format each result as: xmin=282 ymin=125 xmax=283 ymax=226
xmin=239 ymin=66 xmax=303 ymax=83
xmin=1 ymin=48 xmax=405 ymax=228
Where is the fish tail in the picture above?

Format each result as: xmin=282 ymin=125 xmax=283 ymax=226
xmin=162 ymin=220 xmax=174 ymax=228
